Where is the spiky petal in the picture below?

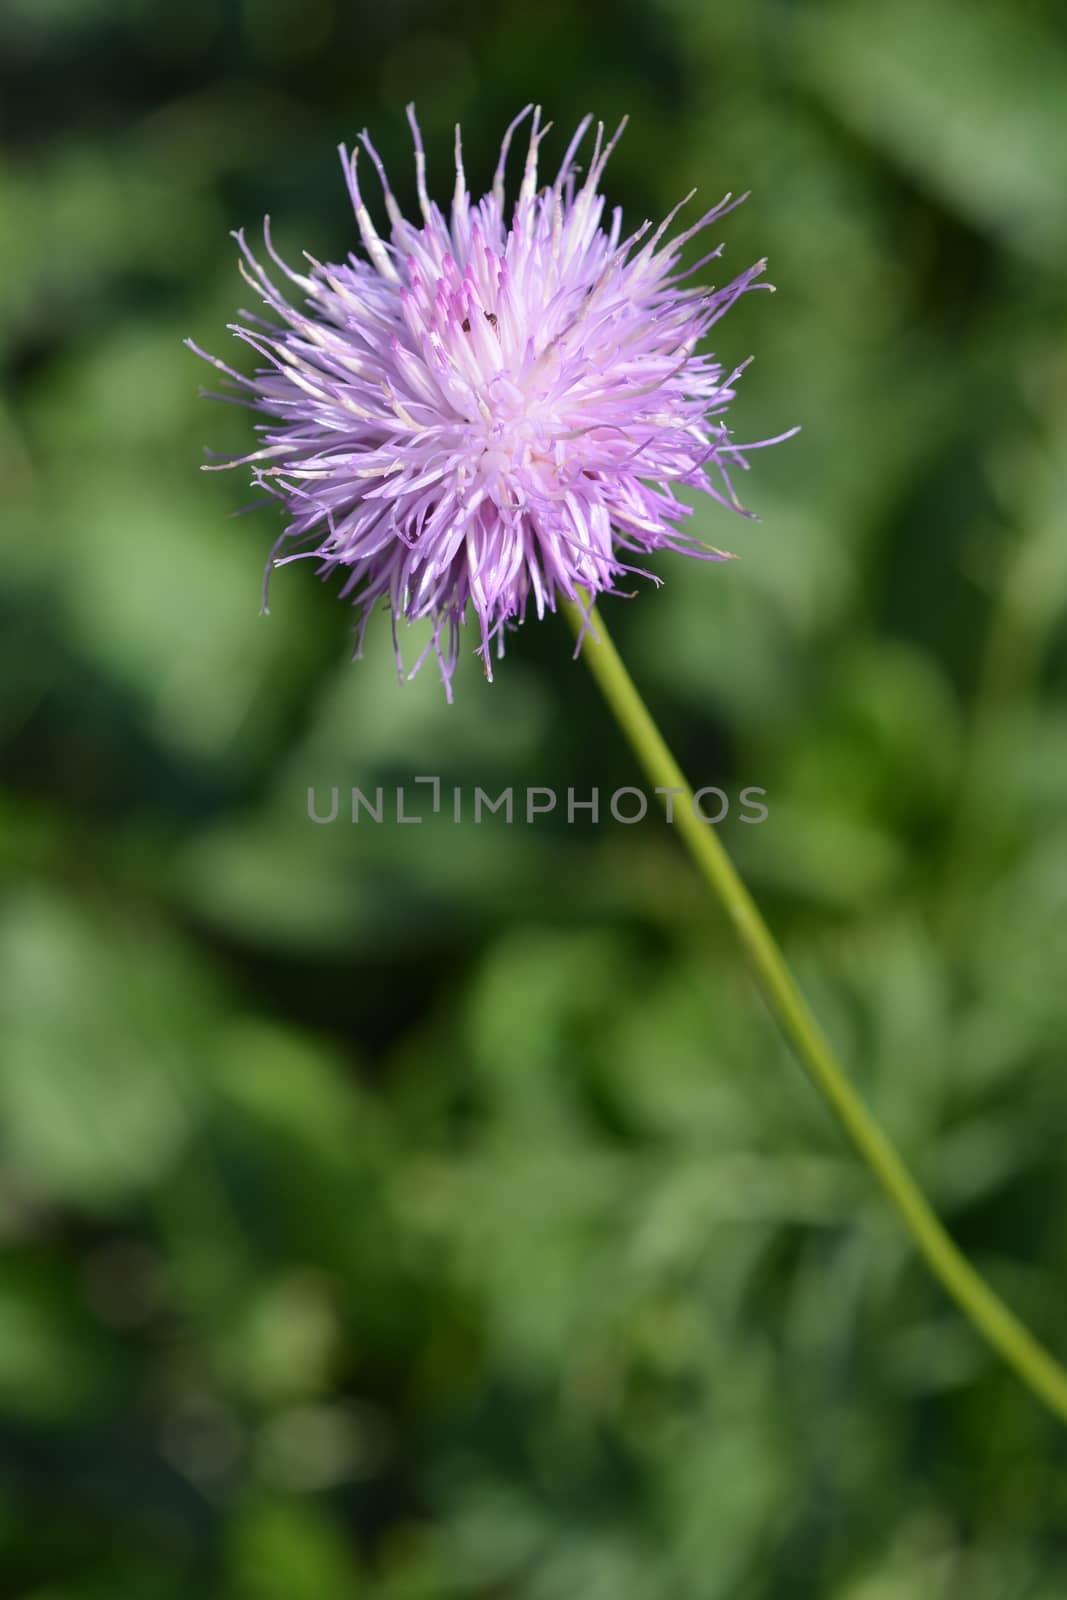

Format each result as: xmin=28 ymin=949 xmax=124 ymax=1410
xmin=189 ymin=106 xmax=793 ymax=698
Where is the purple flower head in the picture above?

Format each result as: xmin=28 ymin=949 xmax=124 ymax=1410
xmin=190 ymin=106 xmax=793 ymax=698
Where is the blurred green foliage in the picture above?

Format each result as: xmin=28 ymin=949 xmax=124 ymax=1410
xmin=3 ymin=0 xmax=1067 ymax=1594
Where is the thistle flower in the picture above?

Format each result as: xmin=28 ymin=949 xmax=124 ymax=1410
xmin=189 ymin=106 xmax=791 ymax=697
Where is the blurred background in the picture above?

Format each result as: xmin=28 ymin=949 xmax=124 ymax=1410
xmin=3 ymin=0 xmax=1067 ymax=1594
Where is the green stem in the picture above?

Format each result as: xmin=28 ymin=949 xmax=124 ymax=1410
xmin=563 ymin=595 xmax=1067 ymax=1428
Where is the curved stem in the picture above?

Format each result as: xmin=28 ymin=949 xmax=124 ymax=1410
xmin=562 ymin=595 xmax=1067 ymax=1428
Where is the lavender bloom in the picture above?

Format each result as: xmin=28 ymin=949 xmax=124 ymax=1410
xmin=190 ymin=106 xmax=792 ymax=697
